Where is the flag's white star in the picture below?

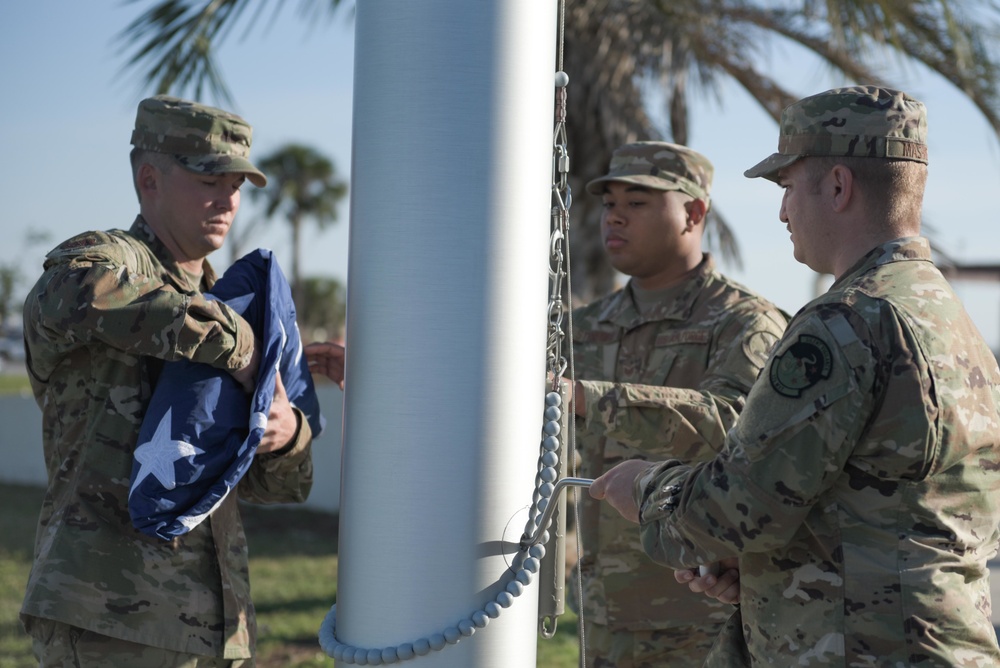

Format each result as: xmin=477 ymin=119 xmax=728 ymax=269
xmin=130 ymin=407 xmax=205 ymax=497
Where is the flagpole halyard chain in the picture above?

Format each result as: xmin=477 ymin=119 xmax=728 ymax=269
xmin=547 ymin=71 xmax=571 ymax=393
xmin=544 ymin=56 xmax=592 ymax=665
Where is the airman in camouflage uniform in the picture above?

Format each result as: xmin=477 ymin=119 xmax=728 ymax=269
xmin=571 ymin=141 xmax=787 ymax=667
xmin=592 ymin=86 xmax=1000 ymax=666
xmin=20 ymin=96 xmax=315 ymax=666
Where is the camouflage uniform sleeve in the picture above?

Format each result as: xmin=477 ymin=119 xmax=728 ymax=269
xmin=634 ymin=310 xmax=873 ymax=567
xmin=28 ymin=234 xmax=254 ymax=372
xmin=578 ymin=307 xmax=785 ymax=459
xmin=238 ymin=407 xmax=314 ymax=504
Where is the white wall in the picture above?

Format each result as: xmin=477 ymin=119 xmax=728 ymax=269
xmin=0 ymin=390 xmax=47 ymax=486
xmin=0 ymin=385 xmax=345 ymax=514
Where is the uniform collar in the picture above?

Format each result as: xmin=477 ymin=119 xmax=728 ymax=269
xmin=129 ymin=215 xmax=217 ymax=291
xmin=598 ymin=253 xmax=715 ymax=327
xmin=831 ymin=236 xmax=931 ymax=290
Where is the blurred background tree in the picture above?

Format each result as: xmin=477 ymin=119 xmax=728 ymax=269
xmin=250 ymin=143 xmax=349 ymax=317
xmin=0 ymin=266 xmax=18 ymax=328
xmin=298 ymin=276 xmax=347 ymax=343
xmin=0 ymin=230 xmax=51 ymax=328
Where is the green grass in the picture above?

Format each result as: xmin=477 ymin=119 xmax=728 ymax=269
xmin=0 ymin=374 xmax=30 ymax=397
xmin=536 ymin=608 xmax=582 ymax=668
xmin=0 ymin=484 xmax=39 ymax=668
xmin=0 ymin=483 xmax=580 ymax=667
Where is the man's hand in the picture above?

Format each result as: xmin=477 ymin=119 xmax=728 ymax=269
xmin=257 ymin=372 xmax=300 ymax=454
xmin=306 ymin=341 xmax=345 ymax=389
xmin=572 ymin=379 xmax=585 ymax=417
xmin=589 ymin=459 xmax=657 ymax=524
xmin=674 ymin=557 xmax=740 ymax=604
xmin=545 ymin=373 xmax=585 ymax=418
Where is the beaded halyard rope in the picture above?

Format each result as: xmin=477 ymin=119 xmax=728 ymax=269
xmin=317 ymin=390 xmax=565 ymax=664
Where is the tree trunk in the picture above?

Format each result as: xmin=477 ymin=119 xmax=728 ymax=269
xmin=291 ymin=215 xmax=303 ymax=308
xmin=564 ymin=1 xmax=658 ymax=304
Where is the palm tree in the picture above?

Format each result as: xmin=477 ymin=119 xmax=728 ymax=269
xmin=298 ymin=276 xmax=348 ymax=342
xmin=0 ymin=266 xmax=18 ymax=327
xmin=560 ymin=0 xmax=1000 ymax=298
xmin=250 ymin=143 xmax=349 ymax=307
xmin=116 ymin=0 xmax=1000 ymax=301
xmin=0 ymin=230 xmax=52 ymax=327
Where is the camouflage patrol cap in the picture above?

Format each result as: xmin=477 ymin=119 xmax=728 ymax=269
xmin=130 ymin=95 xmax=267 ymax=187
xmin=585 ymin=141 xmax=713 ymax=204
xmin=744 ymin=85 xmax=928 ymax=182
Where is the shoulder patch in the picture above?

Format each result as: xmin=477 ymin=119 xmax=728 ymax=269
xmin=46 ymin=230 xmax=117 ymax=259
xmin=743 ymin=330 xmax=780 ymax=367
xmin=60 ymin=236 xmax=102 ymax=251
xmin=769 ymin=334 xmax=833 ymax=397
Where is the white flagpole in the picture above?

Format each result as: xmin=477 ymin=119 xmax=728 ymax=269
xmin=328 ymin=1 xmax=557 ymax=665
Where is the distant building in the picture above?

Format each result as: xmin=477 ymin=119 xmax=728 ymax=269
xmin=937 ymin=253 xmax=1000 ymax=361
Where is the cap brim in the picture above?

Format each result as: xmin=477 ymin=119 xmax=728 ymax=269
xmin=174 ymin=155 xmax=268 ymax=188
xmin=743 ymin=153 xmax=801 ymax=182
xmin=585 ymin=174 xmax=683 ymax=195
xmin=210 ymin=156 xmax=267 ymax=188
xmin=243 ymin=169 xmax=267 ymax=188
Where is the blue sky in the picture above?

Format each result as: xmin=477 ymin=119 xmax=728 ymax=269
xmin=3 ymin=2 xmax=1000 ymax=345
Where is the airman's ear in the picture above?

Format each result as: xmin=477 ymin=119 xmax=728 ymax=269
xmin=685 ymin=197 xmax=708 ymax=230
xmin=138 ymin=162 xmax=158 ymax=196
xmin=829 ymin=164 xmax=854 ymax=213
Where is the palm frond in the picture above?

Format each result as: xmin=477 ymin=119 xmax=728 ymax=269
xmin=115 ymin=0 xmax=346 ymax=105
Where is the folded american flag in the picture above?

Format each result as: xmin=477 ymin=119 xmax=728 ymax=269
xmin=129 ymin=248 xmax=325 ymax=540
